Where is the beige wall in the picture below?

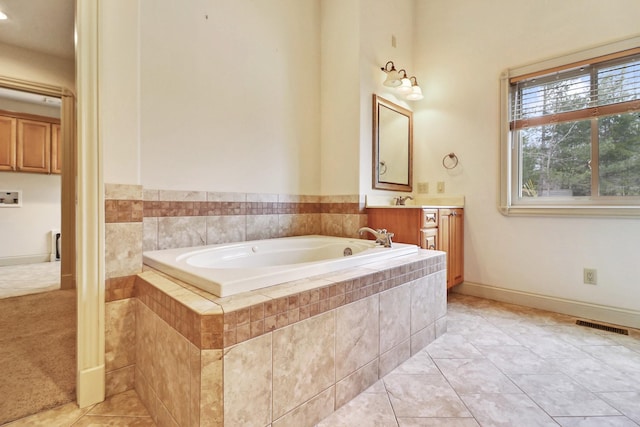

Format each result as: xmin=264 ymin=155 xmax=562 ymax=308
xmin=100 ymin=0 xmax=141 ymax=186
xmin=0 ymin=42 xmax=75 ymax=90
xmin=413 ymin=0 xmax=640 ymax=314
xmin=101 ymin=0 xmax=415 ymax=197
xmin=137 ymin=0 xmax=321 ymax=194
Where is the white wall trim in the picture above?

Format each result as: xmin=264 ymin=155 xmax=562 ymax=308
xmin=454 ymin=281 xmax=640 ymax=330
xmin=75 ymin=0 xmax=105 ymax=408
xmin=0 ymin=255 xmax=51 ymax=266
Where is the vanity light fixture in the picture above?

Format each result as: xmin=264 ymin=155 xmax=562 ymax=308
xmin=405 ymin=76 xmax=424 ymax=101
xmin=396 ymin=70 xmax=413 ymax=95
xmin=0 ymin=11 xmax=7 ymax=20
xmin=380 ymin=61 xmax=423 ymax=101
xmin=381 ymin=61 xmax=402 ymax=87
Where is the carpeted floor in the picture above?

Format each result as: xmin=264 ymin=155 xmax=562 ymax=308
xmin=0 ymin=289 xmax=76 ymax=425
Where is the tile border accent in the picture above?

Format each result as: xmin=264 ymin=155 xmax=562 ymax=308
xmin=105 ymin=275 xmax=137 ymax=302
xmin=140 ymin=200 xmax=361 ymax=219
xmin=105 ymin=190 xmax=365 ymax=224
xmin=134 ymin=252 xmax=446 ymax=350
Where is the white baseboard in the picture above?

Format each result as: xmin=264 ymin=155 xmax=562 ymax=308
xmin=0 ymin=254 xmax=51 ymax=267
xmin=77 ymin=364 xmax=105 ymax=408
xmin=454 ymin=281 xmax=640 ymax=330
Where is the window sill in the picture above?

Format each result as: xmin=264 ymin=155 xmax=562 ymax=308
xmin=498 ymin=204 xmax=640 ymax=218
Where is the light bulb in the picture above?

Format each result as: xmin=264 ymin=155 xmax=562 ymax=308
xmin=396 ymin=77 xmax=412 ymax=94
xmin=406 ymin=85 xmax=423 ymax=101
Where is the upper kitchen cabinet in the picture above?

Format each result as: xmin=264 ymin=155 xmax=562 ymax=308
xmin=0 ymin=115 xmax=17 ymax=170
xmin=17 ymin=118 xmax=51 ymax=173
xmin=0 ymin=111 xmax=60 ymax=175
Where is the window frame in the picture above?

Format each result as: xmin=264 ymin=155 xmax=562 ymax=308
xmin=499 ymin=35 xmax=640 ymax=218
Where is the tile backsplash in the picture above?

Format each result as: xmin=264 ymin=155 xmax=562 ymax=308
xmin=104 ymin=184 xmax=368 ymax=282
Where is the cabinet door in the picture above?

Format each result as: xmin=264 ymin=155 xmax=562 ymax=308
xmin=51 ymin=124 xmax=62 ymax=174
xmin=449 ymin=209 xmax=464 ymax=286
xmin=17 ymin=119 xmax=51 ymax=173
xmin=367 ymin=208 xmax=422 ymax=246
xmin=439 ymin=208 xmax=464 ymax=288
xmin=421 ymin=228 xmax=438 ymax=250
xmin=0 ymin=116 xmax=16 ymax=171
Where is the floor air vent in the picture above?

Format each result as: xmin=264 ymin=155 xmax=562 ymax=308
xmin=576 ymin=320 xmax=629 ymax=335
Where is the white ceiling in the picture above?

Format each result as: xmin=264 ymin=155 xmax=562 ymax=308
xmin=0 ymin=0 xmax=74 ymax=60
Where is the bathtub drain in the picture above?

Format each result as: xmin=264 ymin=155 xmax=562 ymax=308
xmin=343 ymin=247 xmax=353 ymax=256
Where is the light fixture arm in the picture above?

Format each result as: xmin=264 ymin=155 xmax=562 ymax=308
xmin=381 ymin=61 xmax=396 ymax=72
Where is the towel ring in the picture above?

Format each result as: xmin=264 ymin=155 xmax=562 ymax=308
xmin=442 ymin=152 xmax=459 ymax=170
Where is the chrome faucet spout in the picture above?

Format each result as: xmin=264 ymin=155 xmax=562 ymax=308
xmin=394 ymin=195 xmax=414 ymax=206
xmin=358 ymin=227 xmax=394 ymax=248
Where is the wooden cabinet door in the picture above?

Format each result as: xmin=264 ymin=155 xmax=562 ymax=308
xmin=367 ymin=208 xmax=422 ymax=246
xmin=439 ymin=208 xmax=464 ymax=288
xmin=449 ymin=208 xmax=464 ymax=287
xmin=0 ymin=116 xmax=16 ymax=171
xmin=17 ymin=119 xmax=51 ymax=173
xmin=51 ymin=123 xmax=62 ymax=174
xmin=421 ymin=228 xmax=438 ymax=250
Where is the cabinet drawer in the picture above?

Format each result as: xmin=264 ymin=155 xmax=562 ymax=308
xmin=421 ymin=209 xmax=438 ymax=228
xmin=420 ymin=228 xmax=438 ymax=250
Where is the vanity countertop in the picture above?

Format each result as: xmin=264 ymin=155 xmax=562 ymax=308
xmin=365 ymin=195 xmax=465 ymax=209
xmin=366 ymin=204 xmax=464 ymax=209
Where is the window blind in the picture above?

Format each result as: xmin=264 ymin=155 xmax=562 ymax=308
xmin=510 ymin=49 xmax=640 ymax=130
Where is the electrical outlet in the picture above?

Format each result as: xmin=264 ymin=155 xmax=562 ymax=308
xmin=417 ymin=182 xmax=429 ymax=194
xmin=584 ymin=268 xmax=597 ymax=285
xmin=437 ymin=181 xmax=445 ymax=193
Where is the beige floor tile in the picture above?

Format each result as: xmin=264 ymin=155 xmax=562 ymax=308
xmin=549 ymin=357 xmax=640 ymax=393
xmin=383 ymin=374 xmax=471 ymax=418
xmin=475 ymin=345 xmax=560 ymax=375
xmin=598 ymin=392 xmax=640 ymax=424
xmin=71 ymin=415 xmax=156 ymax=426
xmin=316 ymin=391 xmax=397 ymax=427
xmin=553 ymin=416 xmax=639 ymax=427
xmin=397 ymin=418 xmax=480 ymax=427
xmin=460 ymin=393 xmax=558 ymax=427
xmin=3 ymin=402 xmax=89 ymax=426
xmin=87 ymin=389 xmax=152 ymax=417
xmin=433 ymin=358 xmax=520 ymax=394
xmin=424 ymin=333 xmax=483 ymax=359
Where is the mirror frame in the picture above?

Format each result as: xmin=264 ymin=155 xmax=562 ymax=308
xmin=372 ymin=94 xmax=413 ymax=192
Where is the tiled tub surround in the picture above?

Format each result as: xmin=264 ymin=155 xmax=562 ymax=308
xmin=140 ymin=190 xmax=368 ymax=252
xmin=104 ymin=185 xmax=368 ymax=399
xmin=134 ymin=249 xmax=447 ymax=426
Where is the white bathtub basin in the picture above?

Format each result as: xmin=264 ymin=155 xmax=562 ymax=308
xmin=143 ymin=235 xmax=419 ymax=297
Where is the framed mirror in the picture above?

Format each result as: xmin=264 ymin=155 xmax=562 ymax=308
xmin=372 ymin=94 xmax=413 ymax=192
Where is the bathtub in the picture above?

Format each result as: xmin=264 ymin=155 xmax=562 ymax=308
xmin=143 ymin=235 xmax=419 ymax=297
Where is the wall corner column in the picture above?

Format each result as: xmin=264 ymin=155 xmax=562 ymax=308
xmin=75 ymin=0 xmax=106 ymax=408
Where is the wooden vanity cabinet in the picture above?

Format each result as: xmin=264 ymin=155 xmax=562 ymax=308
xmin=366 ymin=208 xmax=438 ymax=246
xmin=367 ymin=207 xmax=464 ymax=288
xmin=438 ymin=208 xmax=464 ymax=288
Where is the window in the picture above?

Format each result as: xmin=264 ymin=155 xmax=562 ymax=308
xmin=500 ymin=36 xmax=640 ymax=217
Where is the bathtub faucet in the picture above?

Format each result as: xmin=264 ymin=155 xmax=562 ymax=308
xmin=358 ymin=227 xmax=394 ymax=248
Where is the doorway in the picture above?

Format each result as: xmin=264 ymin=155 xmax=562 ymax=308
xmin=0 ymin=79 xmax=76 ymax=423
